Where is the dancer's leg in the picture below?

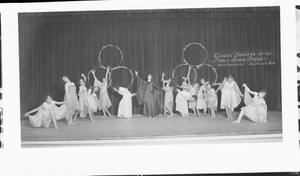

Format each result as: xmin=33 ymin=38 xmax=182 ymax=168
xmin=225 ymin=107 xmax=230 ymax=120
xmin=50 ymin=113 xmax=58 ymax=129
xmin=233 ymin=109 xmax=245 ymax=124
xmin=105 ymin=108 xmax=112 ymax=117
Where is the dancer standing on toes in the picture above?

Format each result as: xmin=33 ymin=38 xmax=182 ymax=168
xmin=78 ymin=73 xmax=96 ymax=121
xmin=23 ymin=95 xmax=68 ymax=129
xmin=113 ymin=86 xmax=136 ymax=119
xmin=135 ymin=71 xmax=163 ymax=118
xmin=162 ymin=72 xmax=174 ymax=117
xmin=216 ymin=75 xmax=243 ymax=121
xmin=204 ymin=83 xmax=218 ymax=118
xmin=92 ymin=66 xmax=112 ymax=117
xmin=62 ymin=76 xmax=79 ymax=125
xmin=196 ymin=78 xmax=208 ymax=116
xmin=233 ymin=84 xmax=267 ymax=124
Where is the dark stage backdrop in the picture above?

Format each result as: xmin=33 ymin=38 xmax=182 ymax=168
xmin=19 ymin=7 xmax=281 ymax=116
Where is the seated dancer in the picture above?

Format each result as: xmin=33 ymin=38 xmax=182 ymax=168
xmin=204 ymin=82 xmax=218 ymax=118
xmin=77 ymin=73 xmax=96 ymax=122
xmin=23 ymin=95 xmax=68 ymax=129
xmin=135 ymin=71 xmax=164 ymax=118
xmin=113 ymin=86 xmax=136 ymax=119
xmin=162 ymin=72 xmax=174 ymax=117
xmin=196 ymin=78 xmax=208 ymax=116
xmin=62 ymin=76 xmax=79 ymax=125
xmin=216 ymin=75 xmax=243 ymax=120
xmin=233 ymin=84 xmax=267 ymax=124
xmin=91 ymin=66 xmax=112 ymax=117
xmin=176 ymin=66 xmax=193 ymax=117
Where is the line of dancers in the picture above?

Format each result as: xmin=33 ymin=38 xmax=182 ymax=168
xmin=23 ymin=65 xmax=268 ymax=130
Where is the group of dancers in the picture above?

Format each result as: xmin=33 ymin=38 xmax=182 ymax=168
xmin=23 ymin=65 xmax=268 ymax=130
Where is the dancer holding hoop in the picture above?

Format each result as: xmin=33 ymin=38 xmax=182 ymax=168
xmin=78 ymin=73 xmax=96 ymax=121
xmin=162 ymin=72 xmax=174 ymax=117
xmin=23 ymin=95 xmax=68 ymax=129
xmin=113 ymin=86 xmax=136 ymax=119
xmin=204 ymin=82 xmax=218 ymax=118
xmin=233 ymin=84 xmax=267 ymax=124
xmin=62 ymin=76 xmax=78 ymax=125
xmin=196 ymin=78 xmax=208 ymax=116
xmin=135 ymin=71 xmax=163 ymax=118
xmin=176 ymin=66 xmax=193 ymax=117
xmin=91 ymin=66 xmax=112 ymax=117
xmin=216 ymin=75 xmax=243 ymax=120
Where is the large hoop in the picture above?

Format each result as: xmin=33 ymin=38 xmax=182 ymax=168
xmin=108 ymin=66 xmax=134 ymax=89
xmin=87 ymin=66 xmax=112 ymax=89
xmin=196 ymin=64 xmax=219 ymax=84
xmin=98 ymin=44 xmax=124 ymax=68
xmin=172 ymin=64 xmax=198 ymax=87
xmin=182 ymin=42 xmax=208 ymax=66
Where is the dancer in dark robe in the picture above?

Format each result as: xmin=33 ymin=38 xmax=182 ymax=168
xmin=135 ymin=71 xmax=164 ymax=118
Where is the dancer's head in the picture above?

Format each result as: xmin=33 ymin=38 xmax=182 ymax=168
xmin=93 ymin=86 xmax=99 ymax=93
xmin=62 ymin=76 xmax=70 ymax=83
xmin=200 ymin=78 xmax=206 ymax=85
xmin=44 ymin=94 xmax=53 ymax=104
xmin=147 ymin=74 xmax=152 ymax=82
xmin=258 ymin=89 xmax=267 ymax=98
xmin=206 ymin=82 xmax=212 ymax=89
xmin=227 ymin=74 xmax=234 ymax=82
xmin=79 ymin=78 xmax=85 ymax=86
xmin=194 ymin=82 xmax=200 ymax=90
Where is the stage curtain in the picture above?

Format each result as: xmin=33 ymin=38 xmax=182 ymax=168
xmin=19 ymin=7 xmax=281 ymax=116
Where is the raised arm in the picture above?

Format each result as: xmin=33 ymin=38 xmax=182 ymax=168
xmin=105 ymin=66 xmax=110 ymax=81
xmin=161 ymin=72 xmax=167 ymax=83
xmin=184 ymin=66 xmax=191 ymax=83
xmin=135 ymin=71 xmax=145 ymax=83
xmin=242 ymin=84 xmax=257 ymax=95
xmin=23 ymin=104 xmax=43 ymax=118
xmin=81 ymin=73 xmax=87 ymax=83
xmin=91 ymin=70 xmax=103 ymax=87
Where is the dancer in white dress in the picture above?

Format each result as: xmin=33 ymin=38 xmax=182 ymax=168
xmin=176 ymin=66 xmax=192 ymax=117
xmin=162 ymin=72 xmax=174 ymax=117
xmin=188 ymin=82 xmax=199 ymax=115
xmin=196 ymin=79 xmax=208 ymax=116
xmin=92 ymin=66 xmax=112 ymax=117
xmin=216 ymin=75 xmax=243 ymax=120
xmin=23 ymin=95 xmax=68 ymax=129
xmin=62 ymin=76 xmax=78 ymax=125
xmin=204 ymin=82 xmax=218 ymax=118
xmin=113 ymin=86 xmax=136 ymax=119
xmin=78 ymin=73 xmax=96 ymax=121
xmin=233 ymin=84 xmax=267 ymax=124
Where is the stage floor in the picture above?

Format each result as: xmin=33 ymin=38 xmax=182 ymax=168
xmin=21 ymin=111 xmax=282 ymax=142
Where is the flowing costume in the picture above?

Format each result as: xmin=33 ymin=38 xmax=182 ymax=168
xmin=188 ymin=86 xmax=197 ymax=109
xmin=28 ymin=101 xmax=68 ymax=128
xmin=163 ymin=86 xmax=174 ymax=113
xmin=242 ymin=88 xmax=267 ymax=123
xmin=117 ymin=87 xmax=134 ymax=118
xmin=78 ymin=85 xmax=90 ymax=117
xmin=136 ymin=77 xmax=164 ymax=117
xmin=64 ymin=82 xmax=79 ymax=120
xmin=197 ymin=85 xmax=207 ymax=110
xmin=205 ymin=88 xmax=218 ymax=111
xmin=176 ymin=90 xmax=191 ymax=115
xmin=94 ymin=79 xmax=112 ymax=110
xmin=218 ymin=80 xmax=242 ymax=111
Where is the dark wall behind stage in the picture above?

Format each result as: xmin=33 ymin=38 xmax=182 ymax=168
xmin=19 ymin=7 xmax=281 ymax=116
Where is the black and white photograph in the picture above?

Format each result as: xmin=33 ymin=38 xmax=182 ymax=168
xmin=18 ymin=6 xmax=282 ymax=147
xmin=1 ymin=1 xmax=299 ymax=176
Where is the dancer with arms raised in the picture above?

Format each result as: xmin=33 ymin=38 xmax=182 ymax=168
xmin=135 ymin=71 xmax=164 ymax=118
xmin=233 ymin=84 xmax=267 ymax=124
xmin=91 ymin=66 xmax=112 ymax=117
